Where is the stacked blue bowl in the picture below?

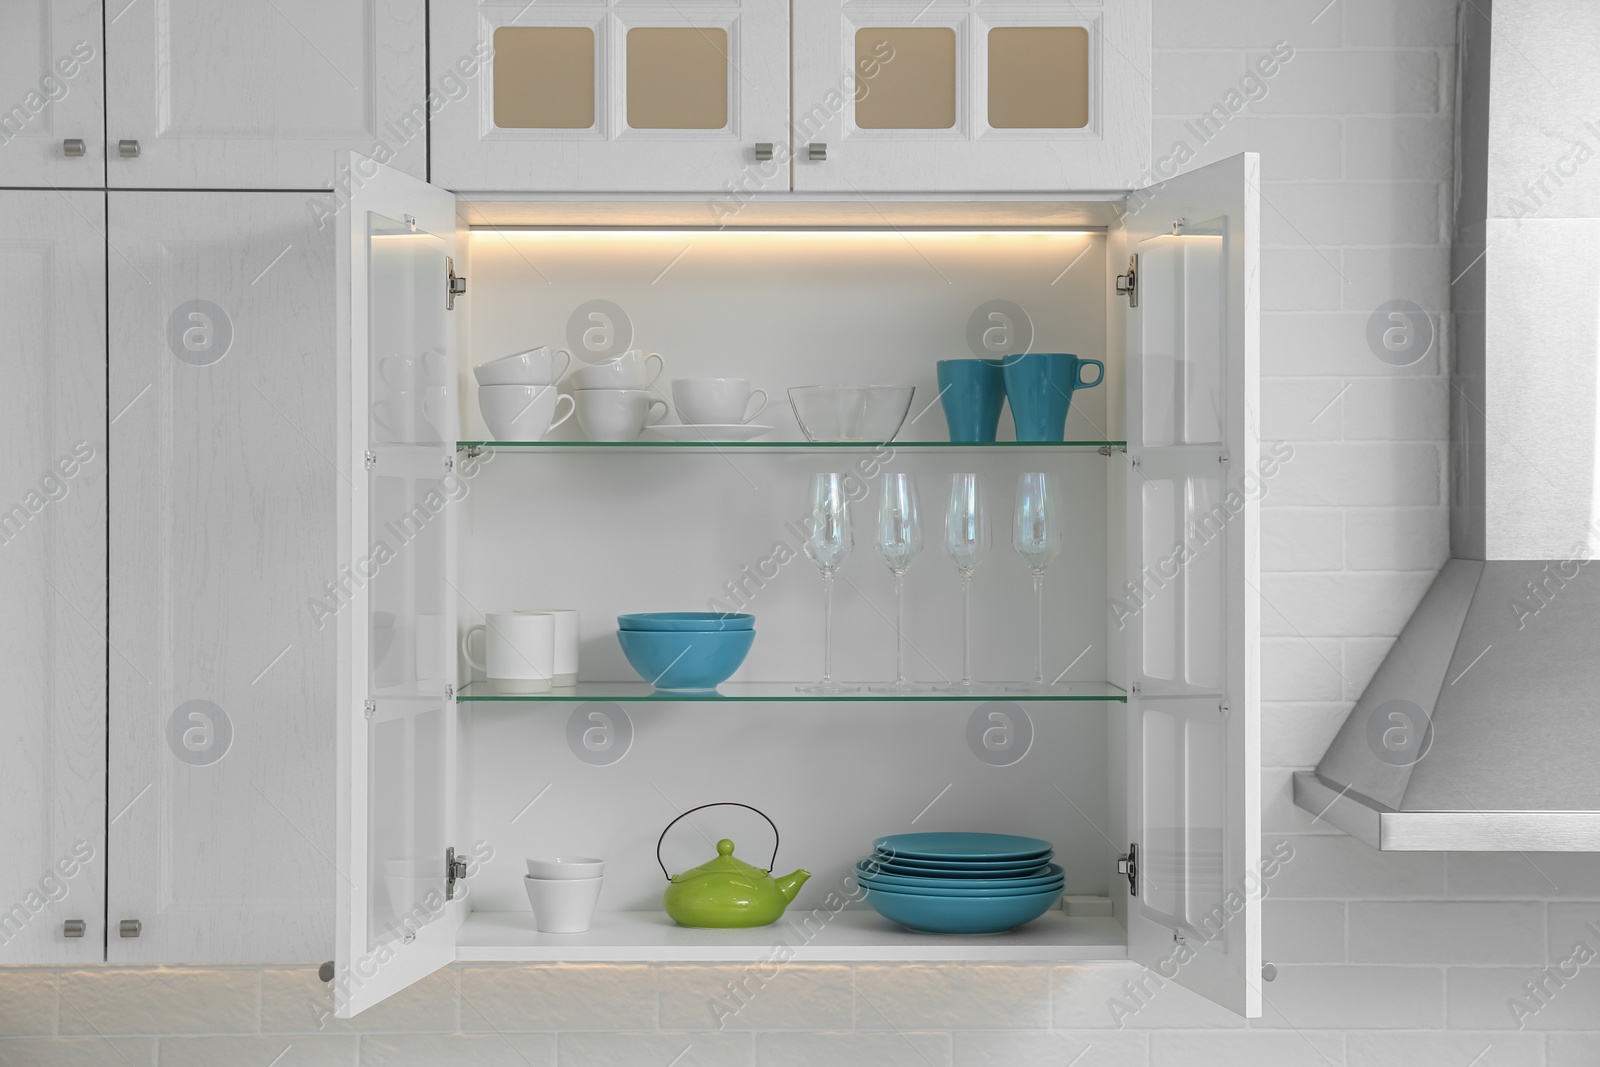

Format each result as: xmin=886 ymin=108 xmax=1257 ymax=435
xmin=858 ymin=832 xmax=1062 ymax=934
xmin=616 ymin=612 xmax=755 ymax=692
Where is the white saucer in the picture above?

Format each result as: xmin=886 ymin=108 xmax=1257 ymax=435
xmin=642 ymin=424 xmax=775 ymax=442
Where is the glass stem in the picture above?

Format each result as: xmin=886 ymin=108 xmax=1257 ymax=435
xmin=821 ymin=569 xmax=835 ymax=684
xmin=960 ymin=572 xmax=972 ymax=686
xmin=893 ymin=571 xmax=907 ymax=686
xmin=1033 ymin=571 xmax=1045 ymax=686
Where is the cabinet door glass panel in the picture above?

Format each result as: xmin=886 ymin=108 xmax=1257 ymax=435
xmin=854 ymin=28 xmax=955 ymax=130
xmin=626 ymin=28 xmax=729 ymax=130
xmin=987 ymin=27 xmax=1088 ymax=129
xmin=493 ymin=27 xmax=596 ymax=129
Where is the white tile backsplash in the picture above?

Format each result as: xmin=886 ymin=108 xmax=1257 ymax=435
xmin=1348 ymin=902 xmax=1547 ymax=965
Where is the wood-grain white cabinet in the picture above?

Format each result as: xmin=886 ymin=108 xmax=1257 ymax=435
xmin=793 ymin=1 xmax=1151 ymax=191
xmin=0 ymin=0 xmax=104 ymax=187
xmin=430 ymin=0 xmax=790 ymax=193
xmin=107 ymin=192 xmax=336 ymax=962
xmin=104 ymin=1 xmax=427 ymax=189
xmin=330 ymin=152 xmax=1260 ymax=1017
xmin=0 ymin=191 xmax=106 ymax=963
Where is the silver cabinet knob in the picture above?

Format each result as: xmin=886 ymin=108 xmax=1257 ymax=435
xmin=1262 ymin=962 xmax=1278 ymax=982
xmin=809 ymin=143 xmax=827 ymax=161
xmin=119 ymin=919 xmax=141 ymax=938
xmin=63 ymin=919 xmax=85 ymax=938
xmin=62 ymin=139 xmax=85 ymax=157
xmin=118 ymin=139 xmax=140 ymax=158
xmin=754 ymin=142 xmax=773 ymax=162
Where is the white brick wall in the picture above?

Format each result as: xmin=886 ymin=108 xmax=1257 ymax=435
xmin=3 ymin=2 xmax=1597 ymax=1064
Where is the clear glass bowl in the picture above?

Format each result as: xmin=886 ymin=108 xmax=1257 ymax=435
xmin=787 ymin=385 xmax=916 ymax=443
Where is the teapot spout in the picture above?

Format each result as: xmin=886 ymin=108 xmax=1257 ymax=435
xmin=774 ymin=869 xmax=811 ymax=902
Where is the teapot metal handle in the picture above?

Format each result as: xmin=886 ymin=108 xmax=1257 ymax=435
xmin=656 ymin=801 xmax=779 ymax=881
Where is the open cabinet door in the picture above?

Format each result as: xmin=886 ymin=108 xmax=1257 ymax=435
xmin=334 ymin=153 xmax=462 ymax=1016
xmin=1121 ymin=153 xmax=1262 ymax=1017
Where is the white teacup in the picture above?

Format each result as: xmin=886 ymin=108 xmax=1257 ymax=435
xmin=524 ymin=874 xmax=603 ymax=933
xmin=462 ymin=611 xmax=556 ymax=694
xmin=478 ymin=384 xmax=575 ymax=441
xmin=672 ymin=378 xmax=767 ymax=426
xmin=575 ymin=388 xmax=669 ymax=442
xmin=570 ymin=349 xmax=665 ymax=390
xmin=374 ymin=387 xmax=448 ymax=444
xmin=474 ymin=345 xmax=573 ymax=387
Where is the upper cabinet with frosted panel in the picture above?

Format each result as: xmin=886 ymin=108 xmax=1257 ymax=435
xmin=431 ymin=1 xmax=790 ymax=194
xmin=793 ymin=1 xmax=1150 ymax=192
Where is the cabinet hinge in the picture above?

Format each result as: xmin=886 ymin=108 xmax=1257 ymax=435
xmin=444 ymin=684 xmax=454 ymax=702
xmin=1115 ymin=254 xmax=1138 ymax=307
xmin=1128 ymin=455 xmax=1142 ymax=472
xmin=1117 ymin=844 xmax=1138 ymax=896
xmin=1219 ymin=702 xmax=1231 ymax=718
xmin=364 ymin=450 xmax=377 ymax=469
xmin=447 ymin=256 xmax=467 ymax=311
xmin=363 ymin=699 xmax=376 ymax=720
xmin=1218 ymin=452 xmax=1230 ymax=465
xmin=1171 ymin=218 xmax=1186 ymax=235
xmin=446 ymin=846 xmax=469 ymax=901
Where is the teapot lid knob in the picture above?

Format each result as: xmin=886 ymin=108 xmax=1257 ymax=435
xmin=717 ymin=838 xmax=735 ymax=856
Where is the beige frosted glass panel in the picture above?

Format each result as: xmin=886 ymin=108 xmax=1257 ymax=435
xmin=626 ymin=28 xmax=730 ymax=130
xmin=987 ymin=27 xmax=1089 ymax=129
xmin=493 ymin=27 xmax=596 ymax=129
xmin=854 ymin=28 xmax=956 ymax=130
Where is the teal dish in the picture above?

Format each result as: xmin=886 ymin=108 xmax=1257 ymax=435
xmin=616 ymin=628 xmax=756 ymax=692
xmin=618 ymin=612 xmax=756 ymax=632
xmin=863 ymin=883 xmax=1063 ymax=934
xmin=857 ymin=860 xmax=1064 ymax=891
xmin=874 ymin=832 xmax=1052 ymax=860
xmin=872 ymin=856 xmax=1049 ymax=876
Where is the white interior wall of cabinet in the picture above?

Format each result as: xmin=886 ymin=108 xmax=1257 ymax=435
xmin=104 ymin=0 xmax=426 ymax=188
xmin=108 ymin=192 xmax=336 ymax=962
xmin=0 ymin=0 xmax=104 ymax=186
xmin=0 ymin=191 xmax=107 ymax=962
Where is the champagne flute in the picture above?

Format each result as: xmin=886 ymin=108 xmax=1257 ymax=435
xmin=941 ymin=473 xmax=989 ymax=690
xmin=1011 ymin=472 xmax=1062 ymax=690
xmin=869 ymin=473 xmax=928 ymax=692
xmin=798 ymin=473 xmax=858 ymax=694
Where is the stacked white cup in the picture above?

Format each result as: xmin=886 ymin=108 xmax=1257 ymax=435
xmin=474 ymin=346 xmax=576 ymax=441
xmin=570 ymin=350 xmax=670 ymax=442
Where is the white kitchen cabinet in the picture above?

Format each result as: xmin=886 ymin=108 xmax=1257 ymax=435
xmin=793 ymin=1 xmax=1151 ymax=192
xmin=0 ymin=191 xmax=106 ymax=963
xmin=333 ymin=152 xmax=1259 ymax=1017
xmin=0 ymin=0 xmax=104 ymax=187
xmin=429 ymin=0 xmax=789 ymax=193
xmin=104 ymin=1 xmax=426 ymax=189
xmin=108 ymin=193 xmax=336 ymax=962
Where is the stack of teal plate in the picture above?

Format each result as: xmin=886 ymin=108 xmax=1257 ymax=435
xmin=858 ymin=832 xmax=1063 ymax=934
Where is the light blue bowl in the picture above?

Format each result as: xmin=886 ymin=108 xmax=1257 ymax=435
xmin=615 ymin=628 xmax=756 ymax=692
xmin=863 ymin=882 xmax=1063 ymax=934
xmin=618 ymin=612 xmax=756 ymax=632
xmin=857 ymin=860 xmax=1065 ymax=891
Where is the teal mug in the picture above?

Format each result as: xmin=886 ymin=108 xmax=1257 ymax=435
xmin=936 ymin=359 xmax=1007 ymax=442
xmin=1001 ymin=353 xmax=1105 ymax=442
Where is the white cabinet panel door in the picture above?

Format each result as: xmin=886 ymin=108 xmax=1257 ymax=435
xmin=0 ymin=0 xmax=104 ymax=186
xmin=430 ymin=0 xmax=789 ymax=193
xmin=104 ymin=1 xmax=426 ymax=189
xmin=108 ymin=193 xmax=336 ymax=962
xmin=0 ymin=191 xmax=106 ymax=963
xmin=793 ymin=1 xmax=1150 ymax=192
xmin=1123 ymin=153 xmax=1261 ymax=1017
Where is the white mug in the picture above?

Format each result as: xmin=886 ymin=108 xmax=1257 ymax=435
xmin=575 ymin=388 xmax=669 ymax=442
xmin=474 ymin=345 xmax=573 ymax=387
xmin=672 ymin=378 xmax=768 ymax=425
xmin=570 ymin=349 xmax=665 ymax=390
xmin=462 ymin=612 xmax=555 ymax=694
xmin=536 ymin=608 xmax=579 ymax=686
xmin=478 ymin=384 xmax=576 ymax=441
xmin=374 ymin=387 xmax=448 ymax=444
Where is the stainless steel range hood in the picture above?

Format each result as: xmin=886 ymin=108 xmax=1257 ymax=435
xmin=1292 ymin=0 xmax=1600 ymax=851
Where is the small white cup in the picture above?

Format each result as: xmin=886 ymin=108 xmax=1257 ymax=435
xmin=526 ymin=856 xmax=604 ymax=879
xmin=478 ymin=384 xmax=575 ymax=441
xmin=524 ymin=875 xmax=603 ymax=933
xmin=672 ymin=378 xmax=768 ymax=426
xmin=462 ymin=612 xmax=556 ymax=694
xmin=536 ymin=609 xmax=579 ymax=686
xmin=373 ymin=387 xmax=448 ymax=444
xmin=474 ymin=346 xmax=573 ymax=387
xmin=575 ymin=388 xmax=669 ymax=442
xmin=570 ymin=350 xmax=665 ymax=390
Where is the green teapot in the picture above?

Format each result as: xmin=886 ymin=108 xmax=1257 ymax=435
xmin=658 ymin=803 xmax=810 ymax=928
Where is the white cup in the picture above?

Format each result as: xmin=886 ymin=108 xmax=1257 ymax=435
xmin=462 ymin=612 xmax=556 ymax=693
xmin=526 ymin=856 xmax=604 ymax=879
xmin=570 ymin=349 xmax=665 ymax=390
xmin=474 ymin=346 xmax=573 ymax=387
xmin=478 ymin=384 xmax=575 ymax=441
xmin=378 ymin=352 xmax=451 ymax=390
xmin=374 ymin=387 xmax=448 ymax=444
xmin=575 ymin=388 xmax=669 ymax=442
xmin=524 ymin=875 xmax=603 ymax=933
xmin=535 ymin=609 xmax=579 ymax=686
xmin=672 ymin=378 xmax=768 ymax=425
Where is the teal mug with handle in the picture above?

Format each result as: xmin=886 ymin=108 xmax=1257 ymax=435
xmin=1001 ymin=353 xmax=1105 ymax=442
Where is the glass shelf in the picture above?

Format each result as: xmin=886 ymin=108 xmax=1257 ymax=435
xmin=457 ymin=680 xmax=1126 ymax=702
xmin=458 ymin=440 xmax=1126 ymax=454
